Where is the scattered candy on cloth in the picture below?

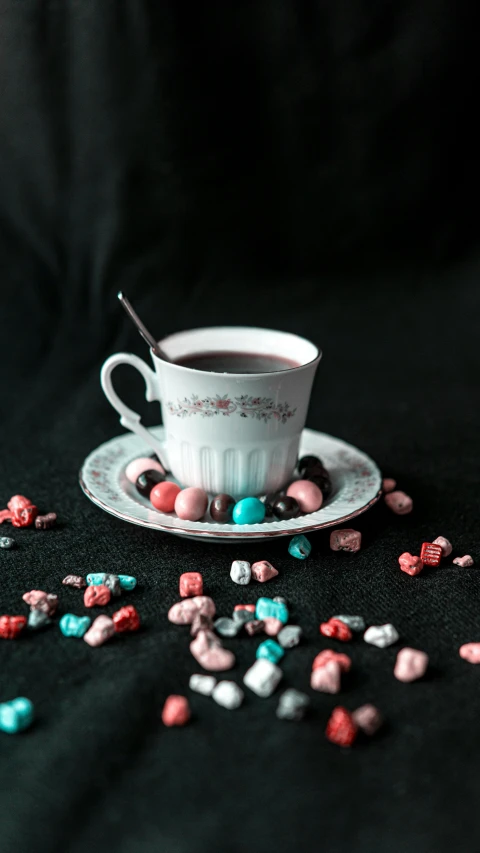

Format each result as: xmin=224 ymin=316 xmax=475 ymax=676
xmin=212 ymin=681 xmax=244 ymax=710
xmin=83 ymin=615 xmax=115 ymax=647
xmin=453 ymin=555 xmax=474 ymax=567
xmin=162 ymin=695 xmax=190 ymax=727
xmin=312 ymin=649 xmax=352 ymax=673
xmin=329 ymin=528 xmax=362 ymax=553
xmin=251 ymin=560 xmax=279 ymax=582
xmin=459 ymin=643 xmax=480 ymax=663
xmin=352 ymin=704 xmax=383 ymax=735
xmin=332 ymin=614 xmax=365 ymax=632
xmin=420 ymin=542 xmax=443 ymax=567
xmin=394 ymin=647 xmax=429 ymax=682
xmin=230 ymin=560 xmax=251 ymax=585
xmin=364 ymin=623 xmax=399 ymax=648
xmin=179 ymin=572 xmax=203 ymax=598
xmin=325 ymin=706 xmax=357 ymax=747
xmin=432 ymin=536 xmax=453 ymax=557
xmin=243 ymin=658 xmax=283 ymax=698
xmin=0 ymin=697 xmax=34 ymax=734
xmin=319 ymin=617 xmax=352 ymax=641
xmin=384 ymin=490 xmax=413 ymax=514
xmin=60 ymin=614 xmax=92 ymax=638
xmin=277 ymin=625 xmax=302 ymax=648
xmin=189 ymin=674 xmax=217 ymax=695
xmin=398 ymin=552 xmax=424 ymax=576
xmin=112 ymin=605 xmax=140 ymax=633
xmin=276 ymin=689 xmax=310 ymax=721
xmin=310 ymin=660 xmax=342 ymax=693
xmin=288 ymin=534 xmax=312 ymax=560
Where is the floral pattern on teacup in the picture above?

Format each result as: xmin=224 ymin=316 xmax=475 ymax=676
xmin=166 ymin=394 xmax=296 ymax=423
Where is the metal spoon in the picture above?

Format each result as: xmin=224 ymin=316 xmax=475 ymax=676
xmin=117 ymin=292 xmax=170 ymax=361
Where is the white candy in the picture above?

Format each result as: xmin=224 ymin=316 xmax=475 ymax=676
xmin=230 ymin=560 xmax=251 ymax=585
xmin=189 ymin=674 xmax=217 ymax=696
xmin=243 ymin=658 xmax=283 ymax=698
xmin=364 ymin=623 xmax=399 ymax=648
xmin=212 ymin=680 xmax=244 ymax=709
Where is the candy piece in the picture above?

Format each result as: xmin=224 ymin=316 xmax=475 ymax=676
xmin=125 ymin=456 xmax=164 ymax=484
xmin=298 ymin=454 xmax=323 ymax=476
xmin=35 ymin=512 xmax=57 ymax=530
xmin=179 ymin=572 xmax=203 ymax=598
xmin=276 ymin=688 xmax=310 ymax=721
xmin=243 ymin=658 xmax=283 ymax=698
xmin=310 ymin=660 xmax=342 ymax=693
xmin=459 ymin=643 xmax=480 ymax=663
xmin=118 ymin=575 xmax=137 ymax=590
xmin=212 ymin=681 xmax=244 ymax=710
xmin=210 ymin=494 xmax=235 ymax=523
xmin=332 ymin=614 xmax=365 ymax=632
xmin=7 ymin=495 xmax=32 ymax=512
xmin=112 ymin=605 xmax=140 ymax=633
xmin=190 ymin=630 xmax=235 ymax=671
xmin=329 ymin=528 xmax=362 ymax=553
xmin=83 ymin=615 xmax=115 ymax=647
xmin=0 ymin=510 xmax=13 ymax=524
xmin=230 ymin=560 xmax=251 ymax=585
xmin=394 ymin=647 xmax=429 ymax=682
xmin=214 ymin=617 xmax=242 ymax=638
xmin=232 ymin=609 xmax=255 ymax=625
xmin=432 ymin=536 xmax=453 ymax=557
xmin=272 ymin=496 xmax=300 ymax=520
xmin=398 ymin=552 xmax=423 ymax=576
xmin=319 ymin=618 xmax=352 ymax=642
xmin=86 ymin=573 xmax=107 ymax=585
xmin=256 ymin=639 xmax=284 ymax=664
xmin=384 ymin=490 xmax=413 ymax=514
xmin=101 ymin=574 xmax=121 ymax=597
xmin=150 ymin=481 xmax=181 ymax=512
xmin=135 ymin=469 xmax=165 ymax=497
xmin=251 ymin=560 xmax=278 ymax=582
xmin=420 ymin=542 xmax=443 ymax=567
xmin=263 ymin=617 xmax=283 ymax=636
xmin=234 ymin=604 xmax=256 ymax=613
xmin=288 ymin=534 xmax=312 ymax=560
xmin=245 ymin=619 xmax=265 ymax=636
xmin=326 ymin=707 xmax=357 ymax=747
xmin=12 ymin=506 xmax=38 ymax=527
xmin=62 ymin=575 xmax=86 ymax=588
xmin=273 ymin=596 xmax=287 ymax=604
xmin=22 ymin=591 xmax=58 ymax=616
xmin=60 ymin=613 xmax=92 ymax=638
xmin=312 ymin=649 xmax=352 ymax=673
xmin=260 ymin=494 xmax=277 ymax=517
xmin=352 ymin=704 xmax=383 ymax=735
xmin=382 ymin=478 xmax=396 ymax=493
xmin=175 ymin=487 xmax=209 ymax=521
xmin=162 ymin=695 xmax=190 ymax=727
xmin=364 ymin=623 xmax=399 ymax=648
xmin=84 ymin=584 xmax=111 ymax=607
xmin=286 ymin=480 xmax=323 ymax=513
xmin=189 ymin=674 xmax=217 ymax=695
xmin=277 ymin=625 xmax=302 ymax=648
xmin=0 ymin=536 xmax=15 ymax=549
xmin=453 ymin=555 xmax=474 ymax=567
xmin=0 ymin=697 xmax=34 ymax=733
xmin=232 ymin=497 xmax=266 ymax=525
xmin=0 ymin=615 xmax=27 ymax=639
xmin=255 ymin=597 xmax=288 ymax=624
xmin=190 ymin=613 xmax=213 ymax=636
xmin=168 ymin=595 xmax=216 ymax=625
xmin=28 ymin=610 xmax=51 ymax=630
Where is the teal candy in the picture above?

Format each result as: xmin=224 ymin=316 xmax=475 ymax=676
xmin=60 ymin=613 xmax=91 ymax=638
xmin=256 ymin=639 xmax=284 ymax=664
xmin=255 ymin=597 xmax=289 ymax=624
xmin=118 ymin=575 xmax=137 ymax=590
xmin=86 ymin=573 xmax=107 ymax=585
xmin=0 ymin=697 xmax=34 ymax=733
xmin=232 ymin=497 xmax=266 ymax=525
xmin=288 ymin=534 xmax=312 ymax=560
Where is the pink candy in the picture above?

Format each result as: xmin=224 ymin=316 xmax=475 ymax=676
xmin=168 ymin=596 xmax=216 ymax=625
xmin=310 ymin=660 xmax=341 ymax=693
xmin=459 ymin=643 xmax=480 ymax=663
xmin=432 ymin=536 xmax=453 ymax=557
xmin=312 ymin=649 xmax=352 ymax=673
xmin=384 ymin=491 xmax=413 ymax=515
xmin=329 ymin=529 xmax=362 ymax=553
xmin=251 ymin=560 xmax=279 ymax=583
xmin=263 ymin=618 xmax=283 ymax=636
xmin=22 ymin=590 xmax=58 ymax=615
xmin=286 ymin=480 xmax=323 ymax=513
xmin=382 ymin=478 xmax=396 ymax=493
xmin=190 ymin=629 xmax=235 ymax=671
xmin=175 ymin=487 xmax=208 ymax=522
xmin=394 ymin=647 xmax=429 ymax=682
xmin=453 ymin=555 xmax=474 ymax=567
xmin=398 ymin=552 xmax=423 ymax=576
xmin=125 ymin=456 xmax=164 ymax=484
xmin=84 ymin=615 xmax=115 ymax=647
xmin=352 ymin=704 xmax=383 ymax=735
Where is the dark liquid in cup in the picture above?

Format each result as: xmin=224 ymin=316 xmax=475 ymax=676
xmin=175 ymin=351 xmax=301 ymax=374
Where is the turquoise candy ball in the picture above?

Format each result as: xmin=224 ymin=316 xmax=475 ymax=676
xmin=86 ymin=573 xmax=107 ymax=586
xmin=255 ymin=597 xmax=289 ymax=624
xmin=118 ymin=575 xmax=137 ymax=590
xmin=0 ymin=697 xmax=34 ymax=733
xmin=60 ymin=613 xmax=92 ymax=638
xmin=232 ymin=497 xmax=266 ymax=525
xmin=288 ymin=534 xmax=312 ymax=560
xmin=256 ymin=639 xmax=285 ymax=664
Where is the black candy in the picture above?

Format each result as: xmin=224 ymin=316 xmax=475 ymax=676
xmin=298 ymin=455 xmax=326 ymax=477
xmin=306 ymin=463 xmax=332 ymax=499
xmin=272 ymin=496 xmax=300 ymax=520
xmin=210 ymin=493 xmax=235 ymax=523
xmin=259 ymin=493 xmax=279 ymax=517
xmin=135 ymin=469 xmax=166 ymax=497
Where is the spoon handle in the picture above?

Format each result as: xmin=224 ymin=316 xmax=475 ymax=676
xmin=117 ymin=292 xmax=170 ymax=361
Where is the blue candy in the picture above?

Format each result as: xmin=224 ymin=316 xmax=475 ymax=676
xmin=255 ymin=597 xmax=289 ymax=624
xmin=86 ymin=573 xmax=107 ymax=586
xmin=288 ymin=534 xmax=312 ymax=560
xmin=0 ymin=697 xmax=34 ymax=734
xmin=59 ymin=613 xmax=91 ymax=638
xmin=256 ymin=639 xmax=284 ymax=664
xmin=232 ymin=497 xmax=266 ymax=525
xmin=118 ymin=575 xmax=137 ymax=590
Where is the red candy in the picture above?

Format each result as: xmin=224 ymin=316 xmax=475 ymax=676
xmin=84 ymin=584 xmax=111 ymax=607
xmin=11 ymin=506 xmax=38 ymax=527
xmin=0 ymin=615 xmax=27 ymax=639
xmin=161 ymin=695 xmax=191 ymax=727
xmin=0 ymin=510 xmax=13 ymax=524
xmin=150 ymin=481 xmax=181 ymax=513
xmin=398 ymin=552 xmax=423 ymax=576
xmin=234 ymin=604 xmax=256 ymax=613
xmin=7 ymin=495 xmax=33 ymax=512
xmin=312 ymin=649 xmax=352 ymax=673
xmin=420 ymin=542 xmax=443 ymax=567
xmin=179 ymin=572 xmax=203 ymax=598
xmin=112 ymin=605 xmax=140 ymax=633
xmin=319 ymin=618 xmax=352 ymax=642
xmin=325 ymin=706 xmax=358 ymax=747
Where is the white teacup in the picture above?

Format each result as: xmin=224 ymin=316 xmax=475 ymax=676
xmin=100 ymin=326 xmax=321 ymax=497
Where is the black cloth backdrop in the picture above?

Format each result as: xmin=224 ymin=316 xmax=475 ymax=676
xmin=0 ymin=3 xmax=479 ymax=852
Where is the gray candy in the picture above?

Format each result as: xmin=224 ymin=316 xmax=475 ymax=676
xmin=28 ymin=610 xmax=51 ymax=630
xmin=232 ymin=609 xmax=255 ymax=625
xmin=333 ymin=614 xmax=366 ymax=632
xmin=214 ymin=617 xmax=242 ymax=638
xmin=0 ymin=536 xmax=15 ymax=549
xmin=103 ymin=574 xmax=122 ymax=597
xmin=276 ymin=688 xmax=310 ymax=721
xmin=277 ymin=625 xmax=302 ymax=649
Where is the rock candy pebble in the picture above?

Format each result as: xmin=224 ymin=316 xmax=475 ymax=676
xmin=189 ymin=674 xmax=217 ymax=696
xmin=333 ymin=614 xmax=365 ymax=632
xmin=310 ymin=661 xmax=342 ymax=693
xmin=243 ymin=658 xmax=283 ymax=698
xmin=179 ymin=572 xmax=203 ymax=597
xmin=319 ymin=617 xmax=352 ymax=642
xmin=230 ymin=560 xmax=251 ymax=585
xmin=0 ymin=615 xmax=27 ymax=639
xmin=83 ymin=615 xmax=115 ymax=647
xmin=0 ymin=697 xmax=34 ymax=734
xmin=251 ymin=560 xmax=278 ymax=582
xmin=0 ymin=536 xmax=15 ymax=549
xmin=420 ymin=542 xmax=442 ymax=567
xmin=329 ymin=529 xmax=362 ymax=553
xmin=62 ymin=575 xmax=87 ymax=589
xmin=325 ymin=706 xmax=357 ymax=747
xmin=168 ymin=596 xmax=216 ymax=625
xmin=28 ymin=610 xmax=51 ymax=631
xmin=190 ymin=630 xmax=235 ymax=671
xmin=453 ymin=555 xmax=474 ymax=567
xmin=112 ymin=605 xmax=140 ymax=633
xmin=312 ymin=649 xmax=352 ymax=673
xmin=382 ymin=478 xmax=396 ymax=493
xmin=60 ymin=614 xmax=92 ymax=638
xmin=398 ymin=553 xmax=423 ymax=576
xmin=276 ymin=689 xmax=310 ymax=721
xmin=22 ymin=590 xmax=58 ymax=616
xmin=277 ymin=625 xmax=302 ymax=648
xmin=84 ymin=584 xmax=111 ymax=608
xmin=394 ymin=647 xmax=429 ymax=682
xmin=459 ymin=643 xmax=480 ymax=663
xmin=288 ymin=534 xmax=312 ymax=560
xmin=162 ymin=695 xmax=190 ymax=727
xmin=212 ymin=681 xmax=244 ymax=710
xmin=364 ymin=623 xmax=399 ymax=648
xmin=384 ymin=490 xmax=413 ymax=515
xmin=35 ymin=513 xmax=57 ymax=529
xmin=256 ymin=639 xmax=284 ymax=664
xmin=432 ymin=536 xmax=453 ymax=557
xmin=352 ymin=704 xmax=383 ymax=736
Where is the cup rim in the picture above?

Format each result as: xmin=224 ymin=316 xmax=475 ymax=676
xmin=152 ymin=325 xmax=322 ymax=377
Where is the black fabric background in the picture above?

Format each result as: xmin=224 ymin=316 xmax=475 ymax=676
xmin=0 ymin=2 xmax=479 ymax=852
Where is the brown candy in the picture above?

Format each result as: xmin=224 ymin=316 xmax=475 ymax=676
xmin=35 ymin=513 xmax=57 ymax=530
xmin=62 ymin=575 xmax=87 ymax=589
xmin=209 ymin=494 xmax=235 ymax=523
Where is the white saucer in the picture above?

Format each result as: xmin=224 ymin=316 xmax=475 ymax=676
xmin=79 ymin=427 xmax=382 ymax=542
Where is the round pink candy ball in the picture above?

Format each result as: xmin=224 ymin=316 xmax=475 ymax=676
xmin=286 ymin=479 xmax=323 ymax=513
xmin=175 ymin=487 xmax=209 ymax=521
xmin=125 ymin=456 xmax=165 ymax=484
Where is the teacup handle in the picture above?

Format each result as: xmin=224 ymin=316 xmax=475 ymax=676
xmin=100 ymin=353 xmax=169 ymax=469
